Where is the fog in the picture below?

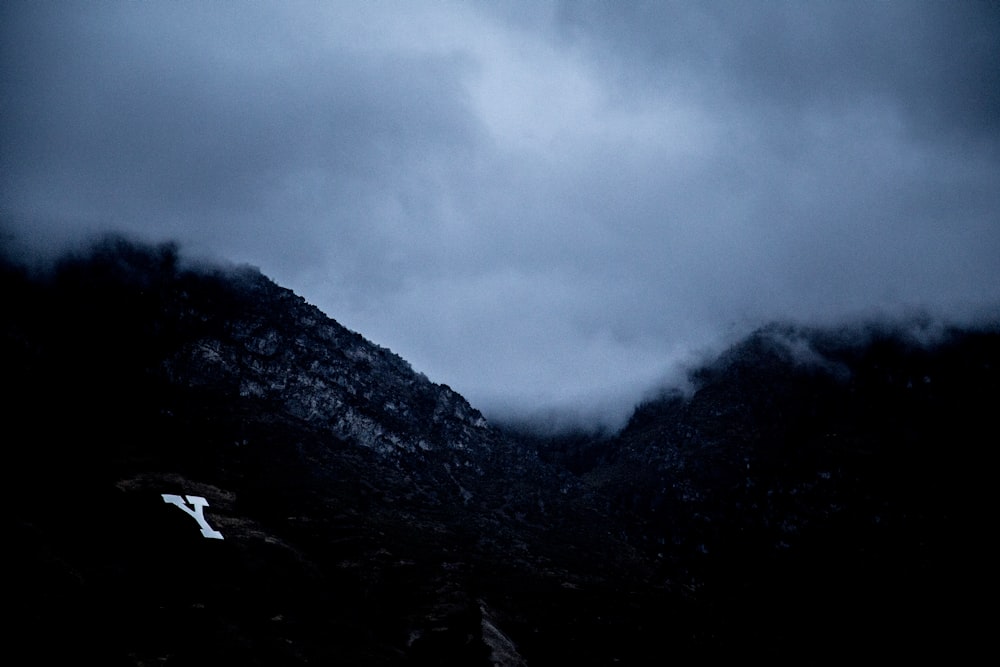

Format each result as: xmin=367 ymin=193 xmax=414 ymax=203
xmin=3 ymin=1 xmax=998 ymax=431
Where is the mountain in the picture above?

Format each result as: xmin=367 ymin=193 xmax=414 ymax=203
xmin=555 ymin=323 xmax=996 ymax=656
xmin=5 ymin=237 xmax=996 ymax=663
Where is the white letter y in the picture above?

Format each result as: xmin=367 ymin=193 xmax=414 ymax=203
xmin=161 ymin=494 xmax=224 ymax=539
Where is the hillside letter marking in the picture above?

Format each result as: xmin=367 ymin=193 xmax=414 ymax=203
xmin=161 ymin=494 xmax=224 ymax=539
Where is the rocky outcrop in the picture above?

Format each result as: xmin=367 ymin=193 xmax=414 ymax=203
xmin=116 ymin=253 xmax=496 ymax=458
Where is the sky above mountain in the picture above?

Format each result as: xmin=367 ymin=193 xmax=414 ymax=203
xmin=3 ymin=1 xmax=999 ymax=430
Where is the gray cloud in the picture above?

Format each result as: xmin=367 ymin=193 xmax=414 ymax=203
xmin=3 ymin=1 xmax=998 ymax=432
xmin=547 ymin=0 xmax=1000 ymax=141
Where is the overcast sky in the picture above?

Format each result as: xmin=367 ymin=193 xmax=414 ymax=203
xmin=3 ymin=1 xmax=999 ymax=431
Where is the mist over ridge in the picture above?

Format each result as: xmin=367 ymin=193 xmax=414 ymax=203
xmin=5 ymin=229 xmax=997 ymax=439
xmin=3 ymin=1 xmax=998 ymax=434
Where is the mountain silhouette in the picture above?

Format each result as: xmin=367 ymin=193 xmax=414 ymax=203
xmin=5 ymin=237 xmax=995 ymax=664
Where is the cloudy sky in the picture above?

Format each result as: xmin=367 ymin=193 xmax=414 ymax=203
xmin=3 ymin=1 xmax=999 ymax=430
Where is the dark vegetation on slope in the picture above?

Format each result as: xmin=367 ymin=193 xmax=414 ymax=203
xmin=4 ymin=237 xmax=997 ymax=663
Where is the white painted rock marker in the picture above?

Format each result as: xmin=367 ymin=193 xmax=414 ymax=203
xmin=161 ymin=494 xmax=224 ymax=539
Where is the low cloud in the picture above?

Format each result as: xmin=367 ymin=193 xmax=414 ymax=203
xmin=3 ymin=1 xmax=998 ymax=432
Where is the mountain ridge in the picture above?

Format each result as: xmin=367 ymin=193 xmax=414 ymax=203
xmin=5 ymin=236 xmax=996 ymax=663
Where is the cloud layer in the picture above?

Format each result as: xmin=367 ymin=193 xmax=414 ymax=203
xmin=3 ymin=1 xmax=999 ymax=430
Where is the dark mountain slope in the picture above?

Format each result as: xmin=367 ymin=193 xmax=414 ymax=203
xmin=2 ymin=238 xmax=661 ymax=665
xmin=570 ymin=323 xmax=997 ymax=656
xmin=4 ymin=238 xmax=997 ymax=663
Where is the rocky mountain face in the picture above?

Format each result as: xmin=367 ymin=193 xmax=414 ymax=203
xmin=551 ymin=323 xmax=996 ymax=656
xmin=5 ymin=238 xmax=996 ymax=664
